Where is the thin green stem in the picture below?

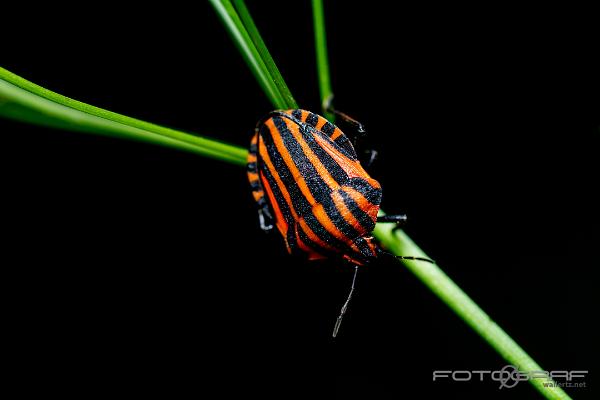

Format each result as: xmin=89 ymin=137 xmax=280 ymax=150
xmin=0 ymin=67 xmax=246 ymax=165
xmin=210 ymin=0 xmax=286 ymax=109
xmin=232 ymin=0 xmax=297 ymax=109
xmin=312 ymin=0 xmax=334 ymax=120
xmin=374 ymin=220 xmax=570 ymax=399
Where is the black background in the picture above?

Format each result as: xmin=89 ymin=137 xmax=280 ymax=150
xmin=2 ymin=1 xmax=598 ymax=398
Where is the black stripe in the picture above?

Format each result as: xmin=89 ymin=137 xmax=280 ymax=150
xmin=275 ymin=117 xmax=348 ymax=187
xmin=338 ymin=189 xmax=376 ymax=233
xmin=247 ymin=162 xmax=257 ymax=172
xmin=347 ymin=178 xmax=382 ymax=206
xmin=249 ymin=143 xmax=257 ymax=153
xmin=260 ymin=159 xmax=296 ymax=231
xmin=297 ymin=123 xmax=351 ymax=186
xmin=332 ymin=135 xmax=358 ymax=160
xmin=260 ymin=123 xmax=312 ymax=219
xmin=306 ymin=112 xmax=319 ymax=127
xmin=285 ymin=227 xmax=298 ymax=253
xmin=306 ymin=116 xmax=357 ymax=160
xmin=321 ymin=121 xmax=335 ymax=136
xmin=291 ymin=109 xmax=302 ymax=120
xmin=296 ymin=225 xmax=328 ymax=257
xmin=270 ymin=117 xmax=362 ymax=245
xmin=249 ymin=180 xmax=261 ymax=190
xmin=353 ymin=237 xmax=376 ymax=261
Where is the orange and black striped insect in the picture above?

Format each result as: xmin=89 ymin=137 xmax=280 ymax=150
xmin=247 ymin=108 xmax=432 ymax=336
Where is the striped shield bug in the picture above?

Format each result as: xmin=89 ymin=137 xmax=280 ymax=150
xmin=247 ymin=108 xmax=432 ymax=336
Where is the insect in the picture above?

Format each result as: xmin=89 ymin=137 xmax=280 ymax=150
xmin=247 ymin=108 xmax=432 ymax=336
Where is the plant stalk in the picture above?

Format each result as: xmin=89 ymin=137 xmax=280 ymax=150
xmin=312 ymin=0 xmax=334 ymax=120
xmin=210 ymin=0 xmax=286 ymax=108
xmin=0 ymin=67 xmax=246 ymax=166
xmin=232 ymin=0 xmax=297 ymax=109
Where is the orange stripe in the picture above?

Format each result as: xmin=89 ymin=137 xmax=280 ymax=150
xmin=313 ymin=133 xmax=381 ymax=192
xmin=259 ymin=144 xmax=297 ymax=217
xmin=344 ymin=254 xmax=366 ymax=266
xmin=252 ymin=190 xmax=264 ymax=202
xmin=312 ymin=203 xmax=341 ymax=239
xmin=331 ymin=190 xmax=368 ymax=234
xmin=330 ymin=127 xmax=343 ymax=141
xmin=248 ymin=154 xmax=257 ymax=163
xmin=280 ymin=118 xmax=342 ymax=192
xmin=344 ymin=186 xmax=379 ymax=222
xmin=250 ymin=134 xmax=258 ymax=144
xmin=260 ymin=170 xmax=289 ymax=241
xmin=259 ymin=139 xmax=335 ymax=252
xmin=298 ymin=219 xmax=335 ymax=253
xmin=265 ymin=119 xmax=322 ymax=204
xmin=366 ymin=237 xmax=378 ymax=257
xmin=308 ymin=252 xmax=328 ymax=261
xmin=315 ymin=115 xmax=328 ymax=130
xmin=248 ymin=171 xmax=259 ymax=181
xmin=313 ymin=134 xmax=366 ymax=179
xmin=294 ymin=226 xmax=314 ymax=254
xmin=300 ymin=110 xmax=309 ymax=122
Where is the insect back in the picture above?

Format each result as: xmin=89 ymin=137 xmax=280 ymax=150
xmin=247 ymin=109 xmax=382 ymax=266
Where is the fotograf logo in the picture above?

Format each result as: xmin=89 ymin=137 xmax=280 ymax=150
xmin=433 ymin=365 xmax=588 ymax=389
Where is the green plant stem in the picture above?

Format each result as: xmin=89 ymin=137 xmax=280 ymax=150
xmin=232 ymin=0 xmax=297 ymax=109
xmin=0 ymin=67 xmax=246 ymax=166
xmin=209 ymin=0 xmax=286 ymax=109
xmin=374 ymin=220 xmax=569 ymax=399
xmin=312 ymin=0 xmax=334 ymax=120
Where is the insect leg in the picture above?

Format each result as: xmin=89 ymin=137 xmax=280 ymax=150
xmin=377 ymin=214 xmax=408 ymax=225
xmin=376 ymin=248 xmax=435 ymax=264
xmin=324 ymin=95 xmax=377 ymax=167
xmin=324 ymin=95 xmax=366 ymax=143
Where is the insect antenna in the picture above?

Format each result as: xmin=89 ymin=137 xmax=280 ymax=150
xmin=332 ymin=265 xmax=359 ymax=338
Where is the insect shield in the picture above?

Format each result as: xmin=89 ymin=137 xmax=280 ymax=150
xmin=247 ymin=109 xmax=382 ymax=266
xmin=433 ymin=365 xmax=588 ymax=389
